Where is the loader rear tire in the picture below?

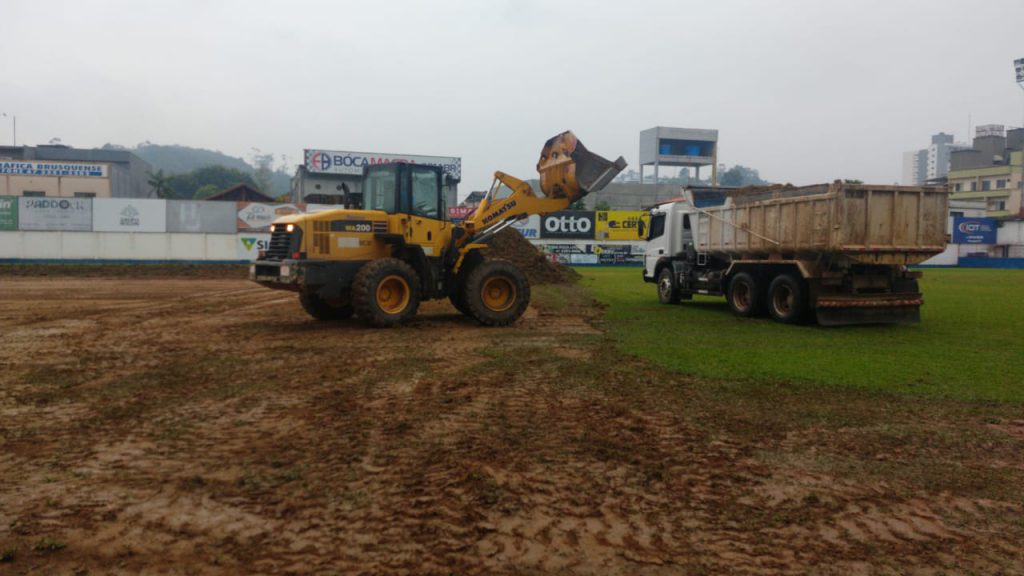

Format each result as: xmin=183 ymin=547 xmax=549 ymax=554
xmin=299 ymin=288 xmax=353 ymax=321
xmin=464 ymin=259 xmax=530 ymax=326
xmin=352 ymin=258 xmax=421 ymax=327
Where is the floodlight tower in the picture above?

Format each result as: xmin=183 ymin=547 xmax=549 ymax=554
xmin=1016 ymin=58 xmax=1024 ymax=126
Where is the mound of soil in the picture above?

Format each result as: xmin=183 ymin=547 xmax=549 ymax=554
xmin=483 ymin=228 xmax=578 ymax=285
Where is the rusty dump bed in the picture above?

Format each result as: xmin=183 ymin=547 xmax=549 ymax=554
xmin=695 ymin=182 xmax=949 ymax=266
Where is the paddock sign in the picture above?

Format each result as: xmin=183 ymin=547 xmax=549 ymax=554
xmin=18 ymin=197 xmax=92 ymax=231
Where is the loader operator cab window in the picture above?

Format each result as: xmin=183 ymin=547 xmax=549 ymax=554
xmin=410 ymin=167 xmax=442 ymax=220
xmin=364 ymin=165 xmax=398 ymax=213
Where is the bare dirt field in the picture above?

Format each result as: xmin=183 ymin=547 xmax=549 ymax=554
xmin=1 ymin=270 xmax=1023 ymax=575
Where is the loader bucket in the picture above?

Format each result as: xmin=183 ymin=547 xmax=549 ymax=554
xmin=537 ymin=131 xmax=627 ymax=201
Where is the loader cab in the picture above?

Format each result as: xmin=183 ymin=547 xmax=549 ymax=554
xmin=363 ymin=163 xmax=447 ymax=221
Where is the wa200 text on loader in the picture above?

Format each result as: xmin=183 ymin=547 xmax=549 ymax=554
xmin=251 ymin=132 xmax=626 ymax=327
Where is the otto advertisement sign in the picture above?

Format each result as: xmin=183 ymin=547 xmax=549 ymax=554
xmin=0 ymin=196 xmax=17 ymax=230
xmin=596 ymin=211 xmax=649 ymax=241
xmin=952 ymin=217 xmax=997 ymax=244
xmin=305 ymin=149 xmax=462 ymax=181
xmin=18 ymin=197 xmax=92 ymax=231
xmin=93 ymin=199 xmax=167 ymax=233
xmin=237 ymin=203 xmax=302 ymax=232
xmin=541 ymin=211 xmax=596 ymax=239
xmin=237 ymin=234 xmax=271 ymax=261
xmin=0 ymin=160 xmax=108 ymax=178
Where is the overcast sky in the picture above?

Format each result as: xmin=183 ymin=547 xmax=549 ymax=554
xmin=2 ymin=0 xmax=1023 ymax=194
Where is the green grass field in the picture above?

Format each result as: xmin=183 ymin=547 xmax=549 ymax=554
xmin=580 ymin=267 xmax=1024 ymax=403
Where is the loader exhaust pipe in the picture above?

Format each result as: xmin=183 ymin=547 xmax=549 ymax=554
xmin=537 ymin=131 xmax=627 ymax=202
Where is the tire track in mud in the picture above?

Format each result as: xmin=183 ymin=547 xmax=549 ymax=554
xmin=1 ymin=276 xmax=1022 ymax=574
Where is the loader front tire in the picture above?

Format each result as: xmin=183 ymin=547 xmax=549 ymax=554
xmin=299 ymin=288 xmax=353 ymax=321
xmin=352 ymin=258 xmax=421 ymax=327
xmin=464 ymin=259 xmax=530 ymax=327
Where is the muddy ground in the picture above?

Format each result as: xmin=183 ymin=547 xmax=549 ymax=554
xmin=1 ymin=271 xmax=1022 ymax=575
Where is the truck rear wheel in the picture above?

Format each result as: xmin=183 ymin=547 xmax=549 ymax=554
xmin=299 ymin=288 xmax=353 ymax=321
xmin=768 ymin=274 xmax=806 ymax=324
xmin=727 ymin=272 xmax=760 ymax=317
xmin=352 ymin=258 xmax=421 ymax=327
xmin=657 ymin=268 xmax=680 ymax=304
xmin=464 ymin=259 xmax=530 ymax=326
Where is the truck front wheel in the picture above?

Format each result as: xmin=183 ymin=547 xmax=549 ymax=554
xmin=727 ymin=272 xmax=760 ymax=317
xmin=657 ymin=268 xmax=680 ymax=304
xmin=299 ymin=288 xmax=353 ymax=321
xmin=768 ymin=274 xmax=806 ymax=324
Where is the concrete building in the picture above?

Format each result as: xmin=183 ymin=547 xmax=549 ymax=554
xmin=948 ymin=125 xmax=1024 ymax=217
xmin=901 ymin=133 xmax=967 ymax=185
xmin=292 ymin=148 xmax=461 ymax=209
xmin=0 ymin=144 xmax=154 ymax=198
xmin=639 ymin=126 xmax=718 ymax=185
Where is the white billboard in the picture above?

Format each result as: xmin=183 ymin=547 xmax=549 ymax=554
xmin=304 ymin=149 xmax=461 ymax=181
xmin=93 ymin=198 xmax=167 ymax=233
xmin=511 ymin=215 xmax=540 ymax=239
xmin=18 ymin=197 xmax=92 ymax=231
xmin=0 ymin=160 xmax=108 ymax=178
xmin=237 ymin=202 xmax=302 ymax=232
xmin=237 ymin=233 xmax=271 ymax=261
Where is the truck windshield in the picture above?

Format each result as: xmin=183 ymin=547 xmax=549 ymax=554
xmin=364 ymin=166 xmax=397 ymax=213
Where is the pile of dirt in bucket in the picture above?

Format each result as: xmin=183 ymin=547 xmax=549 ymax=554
xmin=484 ymin=228 xmax=579 ymax=285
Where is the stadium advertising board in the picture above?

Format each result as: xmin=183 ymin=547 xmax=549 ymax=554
xmin=237 ymin=203 xmax=303 ymax=232
xmin=305 ymin=149 xmax=462 ymax=181
xmin=18 ymin=197 xmax=92 ymax=231
xmin=237 ymin=234 xmax=271 ymax=261
xmin=540 ymin=242 xmax=645 ymax=265
xmin=596 ymin=211 xmax=649 ymax=241
xmin=0 ymin=196 xmax=17 ymax=230
xmin=166 ymin=200 xmax=238 ymax=233
xmin=541 ymin=211 xmax=595 ymax=239
xmin=0 ymin=160 xmax=108 ymax=178
xmin=93 ymin=198 xmax=167 ymax=233
xmin=512 ymin=215 xmax=540 ymax=239
xmin=952 ymin=217 xmax=997 ymax=244
xmin=448 ymin=206 xmax=475 ymax=221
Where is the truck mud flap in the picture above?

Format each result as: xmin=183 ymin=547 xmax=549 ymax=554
xmin=815 ymin=295 xmax=923 ymax=326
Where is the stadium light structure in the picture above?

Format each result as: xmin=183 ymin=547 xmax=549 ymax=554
xmin=1016 ymin=58 xmax=1024 ymax=127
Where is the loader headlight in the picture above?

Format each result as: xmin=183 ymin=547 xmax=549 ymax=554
xmin=286 ymin=224 xmax=295 ymax=232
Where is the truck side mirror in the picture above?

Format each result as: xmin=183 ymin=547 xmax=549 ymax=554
xmin=637 ymin=220 xmax=646 ymax=239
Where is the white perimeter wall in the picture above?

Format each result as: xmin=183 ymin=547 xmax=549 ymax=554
xmin=0 ymin=231 xmax=240 ymax=261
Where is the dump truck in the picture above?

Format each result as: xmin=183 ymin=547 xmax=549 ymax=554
xmin=641 ymin=182 xmax=949 ymax=325
xmin=251 ymin=131 xmax=626 ymax=326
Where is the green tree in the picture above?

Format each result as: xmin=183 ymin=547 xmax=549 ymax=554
xmin=594 ymin=200 xmax=612 ymax=211
xmin=193 ymin=184 xmax=222 ymax=200
xmin=251 ymin=151 xmax=275 ymax=193
xmin=147 ymin=169 xmax=174 ymax=199
xmin=167 ymin=165 xmax=257 ymax=199
xmin=719 ymin=165 xmax=769 ymax=187
xmin=569 ymin=199 xmax=587 ymax=210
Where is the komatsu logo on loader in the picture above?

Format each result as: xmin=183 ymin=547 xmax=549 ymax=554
xmin=481 ymin=200 xmax=517 ymax=225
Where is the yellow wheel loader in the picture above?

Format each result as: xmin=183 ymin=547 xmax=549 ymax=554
xmin=251 ymin=132 xmax=626 ymax=327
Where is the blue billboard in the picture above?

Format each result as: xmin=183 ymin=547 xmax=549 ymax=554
xmin=952 ymin=217 xmax=997 ymax=244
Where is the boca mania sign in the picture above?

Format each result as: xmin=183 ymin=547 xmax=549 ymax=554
xmin=305 ymin=149 xmax=461 ymax=181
